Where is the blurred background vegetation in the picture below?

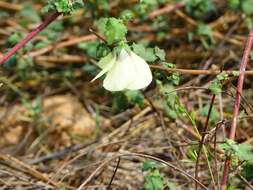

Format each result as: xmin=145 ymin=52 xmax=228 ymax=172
xmin=1 ymin=0 xmax=253 ymax=189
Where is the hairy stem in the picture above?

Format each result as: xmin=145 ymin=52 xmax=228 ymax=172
xmin=0 ymin=12 xmax=60 ymax=65
xmin=220 ymin=27 xmax=253 ymax=190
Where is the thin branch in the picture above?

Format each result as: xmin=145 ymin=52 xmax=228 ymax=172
xmin=77 ymin=152 xmax=209 ymax=190
xmin=220 ymin=27 xmax=253 ymax=190
xmin=107 ymin=158 xmax=121 ymax=190
xmin=195 ymin=95 xmax=216 ymax=190
xmin=148 ymin=2 xmax=185 ymax=19
xmin=0 ymin=1 xmax=22 ymax=11
xmin=0 ymin=12 xmax=61 ymax=65
xmin=150 ymin=65 xmax=253 ymax=75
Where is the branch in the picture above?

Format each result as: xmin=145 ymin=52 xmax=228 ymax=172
xmin=150 ymin=65 xmax=253 ymax=75
xmin=220 ymin=27 xmax=253 ymax=190
xmin=0 ymin=12 xmax=61 ymax=65
xmin=195 ymin=95 xmax=216 ymax=190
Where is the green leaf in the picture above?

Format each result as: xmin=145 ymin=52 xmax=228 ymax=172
xmin=209 ymin=72 xmax=229 ymax=95
xmin=237 ymin=143 xmax=253 ymax=162
xmin=232 ymin=71 xmax=240 ymax=76
xmin=77 ymin=41 xmax=99 ymax=58
xmin=200 ymin=104 xmax=219 ymax=123
xmin=20 ymin=4 xmax=41 ymax=23
xmin=120 ymin=10 xmax=134 ymax=21
xmin=185 ymin=0 xmax=215 ymax=19
xmin=242 ymin=0 xmax=253 ymax=15
xmin=226 ymin=186 xmax=241 ymax=190
xmin=241 ymin=163 xmax=253 ymax=180
xmin=187 ymin=147 xmax=198 ymax=161
xmin=7 ymin=32 xmax=22 ymax=45
xmin=220 ymin=139 xmax=253 ymax=163
xmin=196 ymin=23 xmax=214 ymax=46
xmin=142 ymin=161 xmax=164 ymax=171
xmin=143 ymin=170 xmax=164 ymax=190
xmin=112 ymin=92 xmax=129 ymax=111
xmin=44 ymin=0 xmax=84 ymax=14
xmin=132 ymin=43 xmax=157 ymax=62
xmin=97 ymin=17 xmax=127 ymax=45
xmin=167 ymin=182 xmax=177 ymax=190
xmin=209 ymin=80 xmax=222 ymax=95
xmin=245 ymin=17 xmax=253 ymax=30
xmin=217 ymin=72 xmax=228 ymax=81
xmin=125 ymin=90 xmax=144 ymax=108
xmin=154 ymin=46 xmax=166 ymax=61
xmin=228 ymin=0 xmax=240 ymax=10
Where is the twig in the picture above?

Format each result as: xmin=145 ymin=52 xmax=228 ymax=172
xmin=77 ymin=152 xmax=209 ymax=190
xmin=89 ymin=28 xmax=107 ymax=43
xmin=107 ymin=158 xmax=121 ymax=190
xmin=214 ymin=122 xmax=223 ymax=188
xmin=0 ymin=153 xmax=59 ymax=187
xmin=29 ymin=139 xmax=97 ymax=164
xmin=238 ymin=174 xmax=253 ymax=189
xmin=25 ymin=34 xmax=97 ymax=57
xmin=195 ymin=95 xmax=216 ymax=190
xmin=220 ymin=27 xmax=253 ymax=190
xmin=175 ymin=10 xmax=243 ymax=46
xmin=0 ymin=1 xmax=22 ymax=11
xmin=148 ymin=2 xmax=185 ymax=19
xmin=0 ymin=12 xmax=60 ymax=65
xmin=150 ymin=65 xmax=253 ymax=75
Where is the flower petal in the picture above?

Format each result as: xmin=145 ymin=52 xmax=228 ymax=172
xmin=91 ymin=53 xmax=116 ymax=82
xmin=103 ymin=49 xmax=134 ymax=91
xmin=97 ymin=53 xmax=114 ymax=69
xmin=126 ymin=51 xmax=152 ymax=90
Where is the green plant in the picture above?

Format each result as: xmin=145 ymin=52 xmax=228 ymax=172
xmin=228 ymin=0 xmax=253 ymax=15
xmin=220 ymin=139 xmax=253 ymax=163
xmin=209 ymin=72 xmax=229 ymax=95
xmin=43 ymin=0 xmax=84 ymax=14
xmin=185 ymin=0 xmax=215 ymax=19
xmin=141 ymin=161 xmax=165 ymax=190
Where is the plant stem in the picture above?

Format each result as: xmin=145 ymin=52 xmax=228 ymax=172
xmin=195 ymin=94 xmax=216 ymax=190
xmin=150 ymin=65 xmax=253 ymax=75
xmin=220 ymin=27 xmax=253 ymax=190
xmin=0 ymin=12 xmax=60 ymax=65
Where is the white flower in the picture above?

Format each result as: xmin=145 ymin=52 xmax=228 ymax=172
xmin=92 ymin=49 xmax=152 ymax=91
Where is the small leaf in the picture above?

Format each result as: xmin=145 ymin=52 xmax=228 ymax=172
xmin=125 ymin=90 xmax=144 ymax=108
xmin=220 ymin=139 xmax=253 ymax=163
xmin=44 ymin=0 xmax=84 ymax=14
xmin=132 ymin=43 xmax=157 ymax=62
xmin=154 ymin=47 xmax=166 ymax=61
xmin=200 ymin=104 xmax=219 ymax=123
xmin=142 ymin=161 xmax=164 ymax=171
xmin=236 ymin=143 xmax=253 ymax=162
xmin=228 ymin=0 xmax=240 ymax=10
xmin=143 ymin=170 xmax=164 ymax=190
xmin=167 ymin=182 xmax=177 ymax=190
xmin=97 ymin=17 xmax=127 ymax=45
xmin=232 ymin=71 xmax=240 ymax=76
xmin=77 ymin=41 xmax=99 ymax=58
xmin=209 ymin=80 xmax=222 ymax=95
xmin=242 ymin=0 xmax=253 ymax=15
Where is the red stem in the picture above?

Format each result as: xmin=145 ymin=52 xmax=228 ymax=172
xmin=0 ymin=12 xmax=61 ymax=65
xmin=220 ymin=27 xmax=253 ymax=190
